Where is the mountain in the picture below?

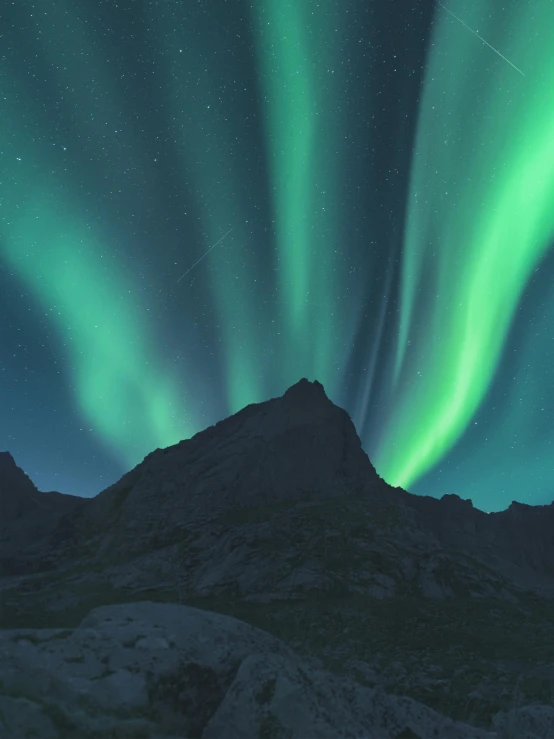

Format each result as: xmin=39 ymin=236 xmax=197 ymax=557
xmin=0 ymin=451 xmax=84 ymax=575
xmin=2 ymin=378 xmax=554 ymax=737
xmin=0 ymin=451 xmax=39 ymax=505
xmin=399 ymin=489 xmax=554 ymax=594
xmin=2 ymin=378 xmax=552 ymax=597
xmin=1 ymin=377 xmax=389 ymax=576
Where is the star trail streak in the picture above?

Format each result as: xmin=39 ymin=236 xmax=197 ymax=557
xmin=437 ymin=2 xmax=525 ymax=76
xmin=176 ymin=228 xmax=234 ymax=283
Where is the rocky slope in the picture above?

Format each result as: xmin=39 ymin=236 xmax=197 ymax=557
xmin=0 ymin=451 xmax=84 ymax=576
xmin=2 ymin=378 xmax=554 ymax=736
xmin=0 ymin=600 xmax=503 ymax=739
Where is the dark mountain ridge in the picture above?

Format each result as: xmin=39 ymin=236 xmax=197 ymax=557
xmin=2 ymin=379 xmax=554 ymax=734
xmin=2 ymin=378 xmax=553 ymax=594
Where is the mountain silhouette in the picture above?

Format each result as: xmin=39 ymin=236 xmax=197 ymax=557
xmin=1 ymin=378 xmax=554 ymax=737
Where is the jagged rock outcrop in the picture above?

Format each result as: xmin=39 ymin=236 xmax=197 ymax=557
xmin=0 ymin=451 xmax=39 ymax=508
xmin=397 ymin=490 xmax=554 ymax=595
xmin=0 ymin=601 xmax=497 ymax=739
xmin=0 ymin=452 xmax=84 ymax=576
xmin=79 ymin=378 xmax=389 ymax=561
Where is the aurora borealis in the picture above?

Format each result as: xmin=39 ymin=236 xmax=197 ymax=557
xmin=1 ymin=0 xmax=553 ymax=511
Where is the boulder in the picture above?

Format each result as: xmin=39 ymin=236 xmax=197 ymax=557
xmin=0 ymin=600 xmax=498 ymax=739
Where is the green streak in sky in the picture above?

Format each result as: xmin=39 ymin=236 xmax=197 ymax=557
xmin=252 ymin=0 xmax=346 ymax=390
xmin=254 ymin=0 xmax=316 ymax=342
xmin=1 ymin=4 xmax=194 ymax=467
xmin=376 ymin=0 xmax=554 ymax=489
xmin=2 ymin=183 xmax=193 ymax=466
xmin=147 ymin=4 xmax=267 ymax=415
xmin=3 ymin=0 xmax=350 ymax=477
xmin=151 ymin=0 xmax=346 ymax=413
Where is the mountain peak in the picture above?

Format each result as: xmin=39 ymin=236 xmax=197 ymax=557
xmin=0 ymin=451 xmax=17 ymax=469
xmin=283 ymin=377 xmax=327 ymax=398
xmin=0 ymin=451 xmax=38 ymax=498
xmin=80 ymin=378 xmax=384 ymax=560
xmin=0 ymin=451 xmax=41 ymax=526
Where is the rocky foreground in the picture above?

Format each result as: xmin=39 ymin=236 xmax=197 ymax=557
xmin=0 ymin=600 xmax=506 ymax=739
xmin=1 ymin=379 xmax=554 ymax=737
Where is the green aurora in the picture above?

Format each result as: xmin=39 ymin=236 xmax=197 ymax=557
xmin=1 ymin=0 xmax=553 ymax=509
xmin=374 ymin=0 xmax=554 ymax=490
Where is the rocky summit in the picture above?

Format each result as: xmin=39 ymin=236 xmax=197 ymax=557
xmin=1 ymin=378 xmax=554 ymax=738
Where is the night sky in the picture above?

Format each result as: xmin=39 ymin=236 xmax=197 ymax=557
xmin=1 ymin=0 xmax=553 ymax=512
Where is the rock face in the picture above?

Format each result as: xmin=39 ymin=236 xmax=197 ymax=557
xmin=0 ymin=452 xmax=84 ymax=576
xmin=0 ymin=451 xmax=38 ymax=508
xmin=491 ymin=704 xmax=554 ymax=739
xmin=396 ymin=490 xmax=554 ymax=594
xmin=0 ymin=600 xmax=497 ymax=739
xmin=79 ymin=377 xmax=387 ymax=561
